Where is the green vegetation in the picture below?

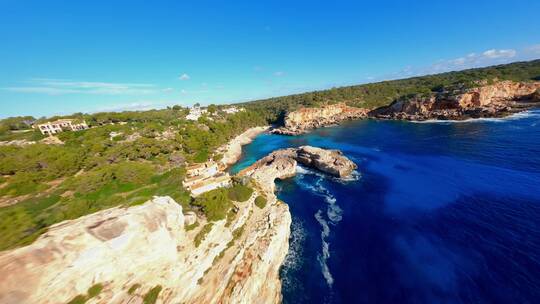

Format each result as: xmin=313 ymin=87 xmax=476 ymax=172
xmin=67 ymin=295 xmax=88 ymax=304
xmin=66 ymin=283 xmax=103 ymax=304
xmin=194 ymin=223 xmax=214 ymax=247
xmin=0 ymin=116 xmax=42 ymax=142
xmin=185 ymin=221 xmax=199 ymax=231
xmin=254 ymin=195 xmax=267 ymax=209
xmin=143 ymin=285 xmax=163 ymax=304
xmin=128 ymin=283 xmax=141 ymax=295
xmin=192 ymin=188 xmax=232 ymax=222
xmin=87 ymin=283 xmax=104 ymax=298
xmin=227 ymin=184 xmax=253 ymax=202
xmin=242 ymin=59 xmax=540 ymax=122
xmin=0 ymin=108 xmax=265 ymax=251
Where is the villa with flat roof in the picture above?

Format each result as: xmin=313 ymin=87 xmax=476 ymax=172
xmin=36 ymin=119 xmax=89 ymax=135
xmin=189 ymin=173 xmax=231 ymax=197
xmin=183 ymin=160 xmax=231 ymax=196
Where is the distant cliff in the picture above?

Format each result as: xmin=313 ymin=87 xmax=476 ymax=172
xmin=371 ymin=80 xmax=540 ymax=120
xmin=271 ymin=80 xmax=540 ymax=134
xmin=272 ymin=103 xmax=368 ymax=135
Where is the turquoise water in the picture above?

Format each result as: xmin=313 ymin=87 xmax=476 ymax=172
xmin=231 ymin=110 xmax=540 ymax=303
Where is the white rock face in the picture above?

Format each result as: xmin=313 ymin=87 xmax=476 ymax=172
xmin=0 ymin=194 xmax=291 ymax=304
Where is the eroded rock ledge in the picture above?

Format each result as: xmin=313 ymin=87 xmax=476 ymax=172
xmin=371 ymin=80 xmax=540 ymax=121
xmin=239 ymin=145 xmax=357 ymax=192
xmin=271 ymin=103 xmax=368 ymax=135
xmin=272 ymin=81 xmax=540 ymax=136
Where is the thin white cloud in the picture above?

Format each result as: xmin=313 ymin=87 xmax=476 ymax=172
xmin=94 ymin=100 xmax=185 ymax=113
xmin=162 ymin=87 xmax=174 ymax=92
xmin=525 ymin=44 xmax=540 ymax=55
xmin=273 ymin=71 xmax=285 ymax=77
xmin=179 ymin=73 xmax=190 ymax=80
xmin=422 ymin=48 xmax=519 ymax=75
xmin=372 ymin=44 xmax=540 ymax=83
xmin=3 ymin=78 xmax=157 ymax=95
xmin=482 ymin=49 xmax=516 ymax=59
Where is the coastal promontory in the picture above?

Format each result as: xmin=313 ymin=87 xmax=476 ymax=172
xmin=0 ymin=145 xmax=355 ymax=304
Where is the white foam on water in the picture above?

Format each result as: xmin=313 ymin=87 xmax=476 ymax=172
xmin=411 ymin=110 xmax=540 ymax=124
xmin=315 ymin=210 xmax=334 ymax=287
xmin=295 ymin=171 xmax=348 ymax=287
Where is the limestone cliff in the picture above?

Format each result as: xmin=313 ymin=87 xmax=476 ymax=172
xmin=0 ymin=195 xmax=291 ymax=304
xmin=272 ymin=103 xmax=368 ymax=135
xmin=372 ymin=80 xmax=540 ymax=120
xmin=0 ymin=146 xmax=355 ymax=304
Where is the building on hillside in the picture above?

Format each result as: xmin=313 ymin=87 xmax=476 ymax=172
xmin=186 ymin=106 xmax=208 ymax=121
xmin=186 ymin=161 xmax=218 ymax=179
xmin=36 ymin=119 xmax=89 ymax=135
xmin=189 ymin=173 xmax=231 ymax=197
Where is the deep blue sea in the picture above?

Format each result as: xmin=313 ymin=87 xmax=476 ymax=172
xmin=231 ymin=110 xmax=540 ymax=304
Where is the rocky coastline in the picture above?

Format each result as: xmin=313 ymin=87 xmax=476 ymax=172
xmin=271 ymin=103 xmax=368 ymax=136
xmin=371 ymin=80 xmax=540 ymax=121
xmin=239 ymin=145 xmax=357 ymax=191
xmin=0 ymin=143 xmax=355 ymax=304
xmin=272 ymin=81 xmax=540 ymax=135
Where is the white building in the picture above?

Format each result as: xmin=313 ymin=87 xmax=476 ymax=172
xmin=186 ymin=106 xmax=208 ymax=121
xmin=189 ymin=174 xmax=232 ymax=197
xmin=185 ymin=162 xmax=218 ymax=179
xmin=36 ymin=119 xmax=89 ymax=135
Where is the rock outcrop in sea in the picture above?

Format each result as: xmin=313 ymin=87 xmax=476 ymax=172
xmin=272 ymin=103 xmax=368 ymax=135
xmin=240 ymin=145 xmax=357 ymax=192
xmin=371 ymin=80 xmax=540 ymax=121
xmin=0 ymin=145 xmax=355 ymax=304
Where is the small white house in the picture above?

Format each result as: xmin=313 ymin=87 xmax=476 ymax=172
xmin=186 ymin=162 xmax=218 ymax=179
xmin=186 ymin=106 xmax=208 ymax=121
xmin=190 ymin=174 xmax=231 ymax=197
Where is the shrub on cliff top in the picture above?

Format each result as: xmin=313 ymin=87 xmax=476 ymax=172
xmin=227 ymin=184 xmax=253 ymax=202
xmin=192 ymin=188 xmax=232 ymax=221
xmin=194 ymin=223 xmax=213 ymax=247
xmin=143 ymin=285 xmax=163 ymax=304
xmin=254 ymin=195 xmax=267 ymax=209
xmin=87 ymin=283 xmax=103 ymax=298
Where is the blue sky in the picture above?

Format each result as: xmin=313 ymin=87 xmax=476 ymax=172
xmin=1 ymin=0 xmax=540 ymax=118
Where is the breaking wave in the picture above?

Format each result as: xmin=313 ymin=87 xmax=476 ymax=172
xmin=297 ymin=173 xmax=343 ymax=287
xmin=411 ymin=110 xmax=540 ymax=124
xmin=315 ymin=210 xmax=334 ymax=286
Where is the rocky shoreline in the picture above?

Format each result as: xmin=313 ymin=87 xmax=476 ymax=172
xmin=271 ymin=81 xmax=540 ymax=135
xmin=239 ymin=146 xmax=357 ymax=191
xmin=371 ymin=80 xmax=540 ymax=121
xmin=0 ymin=140 xmax=354 ymax=304
xmin=271 ymin=103 xmax=368 ymax=136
